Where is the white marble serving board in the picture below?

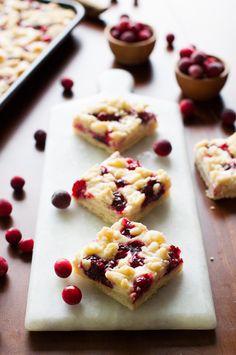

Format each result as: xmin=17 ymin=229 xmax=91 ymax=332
xmin=25 ymin=71 xmax=216 ymax=331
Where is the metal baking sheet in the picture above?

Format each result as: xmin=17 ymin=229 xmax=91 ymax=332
xmin=0 ymin=0 xmax=84 ymax=111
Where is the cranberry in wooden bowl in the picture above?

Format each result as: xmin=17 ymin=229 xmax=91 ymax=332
xmin=105 ymin=16 xmax=156 ymax=65
xmin=175 ymin=46 xmax=229 ymax=101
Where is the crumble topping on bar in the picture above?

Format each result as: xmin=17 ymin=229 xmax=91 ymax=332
xmin=72 ymin=151 xmax=171 ymax=223
xmin=73 ymin=218 xmax=183 ymax=310
xmin=0 ymin=0 xmax=75 ymax=96
xmin=73 ymin=98 xmax=157 ymax=152
xmin=195 ymin=132 xmax=236 ymax=199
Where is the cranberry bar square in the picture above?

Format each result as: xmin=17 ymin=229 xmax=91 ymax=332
xmin=72 ymin=151 xmax=171 ymax=224
xmin=73 ymin=98 xmax=157 ymax=152
xmin=195 ymin=133 xmax=236 ymax=199
xmin=73 ymin=218 xmax=183 ymax=310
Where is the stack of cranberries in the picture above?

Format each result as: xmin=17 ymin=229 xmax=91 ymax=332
xmin=178 ymin=46 xmax=225 ymax=79
xmin=110 ymin=15 xmax=153 ymax=43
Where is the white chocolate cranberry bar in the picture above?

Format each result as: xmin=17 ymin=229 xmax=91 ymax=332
xmin=73 ymin=218 xmax=183 ymax=310
xmin=73 ymin=98 xmax=157 ymax=152
xmin=72 ymin=151 xmax=171 ymax=224
xmin=195 ymin=133 xmax=236 ymax=199
xmin=0 ymin=0 xmax=75 ymax=96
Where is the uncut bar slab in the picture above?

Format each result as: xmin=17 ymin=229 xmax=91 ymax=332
xmin=72 ymin=151 xmax=171 ymax=224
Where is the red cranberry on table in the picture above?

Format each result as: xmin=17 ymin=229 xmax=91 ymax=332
xmin=179 ymin=99 xmax=195 ymax=117
xmin=153 ymin=140 xmax=172 ymax=157
xmin=62 ymin=285 xmax=82 ymax=305
xmin=221 ymin=108 xmax=236 ymax=126
xmin=188 ymin=64 xmax=204 ymax=79
xmin=18 ymin=238 xmax=34 ymax=253
xmin=51 ymin=190 xmax=71 ymax=209
xmin=34 ymin=129 xmax=47 ymax=149
xmin=166 ymin=33 xmax=175 ymax=46
xmin=0 ymin=256 xmax=8 ymax=277
xmin=61 ymin=77 xmax=74 ymax=91
xmin=10 ymin=176 xmax=25 ymax=192
xmin=0 ymin=199 xmax=12 ymax=217
xmin=54 ymin=258 xmax=72 ymax=278
xmin=5 ymin=228 xmax=22 ymax=246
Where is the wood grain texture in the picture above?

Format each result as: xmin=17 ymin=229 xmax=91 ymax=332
xmin=0 ymin=0 xmax=235 ymax=353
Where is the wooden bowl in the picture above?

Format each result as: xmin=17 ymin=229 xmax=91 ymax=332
xmin=105 ymin=25 xmax=156 ymax=66
xmin=175 ymin=57 xmax=229 ymax=101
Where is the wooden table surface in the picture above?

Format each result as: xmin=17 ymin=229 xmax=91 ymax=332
xmin=0 ymin=0 xmax=236 ymax=354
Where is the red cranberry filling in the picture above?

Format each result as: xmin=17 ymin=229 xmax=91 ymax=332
xmin=140 ymin=178 xmax=164 ymax=207
xmin=138 ymin=111 xmax=156 ymax=124
xmin=131 ymin=273 xmax=153 ymax=303
xmin=115 ymin=240 xmax=145 ymax=262
xmin=72 ymin=179 xmax=91 ymax=199
xmin=219 ymin=143 xmax=234 ymax=158
xmin=93 ymin=131 xmax=110 ymax=146
xmin=82 ymin=255 xmax=117 ymax=288
xmin=223 ymin=161 xmax=236 ymax=170
xmin=167 ymin=245 xmax=183 ymax=273
xmin=111 ymin=192 xmax=127 ymax=212
xmin=95 ymin=112 xmax=121 ymax=121
xmin=100 ymin=166 xmax=109 ymax=175
xmin=115 ymin=179 xmax=127 ymax=188
xmin=121 ymin=218 xmax=135 ymax=237
xmin=126 ymin=158 xmax=141 ymax=170
xmin=130 ymin=253 xmax=145 ymax=268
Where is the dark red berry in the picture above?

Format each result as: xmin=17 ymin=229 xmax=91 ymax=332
xmin=41 ymin=34 xmax=52 ymax=42
xmin=191 ymin=50 xmax=206 ymax=65
xmin=179 ymin=99 xmax=195 ymax=116
xmin=120 ymin=30 xmax=137 ymax=43
xmin=153 ymin=140 xmax=172 ymax=157
xmin=180 ymin=47 xmax=194 ymax=58
xmin=132 ymin=22 xmax=144 ymax=32
xmin=166 ymin=33 xmax=175 ymax=46
xmin=205 ymin=61 xmax=224 ymax=78
xmin=188 ymin=64 xmax=204 ymax=79
xmin=138 ymin=28 xmax=152 ymax=41
xmin=118 ymin=19 xmax=131 ymax=32
xmin=120 ymin=14 xmax=129 ymax=20
xmin=61 ymin=77 xmax=74 ymax=91
xmin=221 ymin=108 xmax=236 ymax=126
xmin=51 ymin=190 xmax=71 ymax=209
xmin=178 ymin=57 xmax=193 ymax=74
xmin=112 ymin=191 xmax=127 ymax=212
xmin=0 ymin=199 xmax=12 ymax=217
xmin=0 ymin=257 xmax=8 ymax=277
xmin=62 ymin=285 xmax=82 ymax=305
xmin=54 ymin=258 xmax=72 ymax=278
xmin=18 ymin=238 xmax=34 ymax=253
xmin=34 ymin=129 xmax=47 ymax=148
xmin=111 ymin=28 xmax=121 ymax=39
xmin=5 ymin=228 xmax=22 ymax=246
xmin=10 ymin=176 xmax=25 ymax=192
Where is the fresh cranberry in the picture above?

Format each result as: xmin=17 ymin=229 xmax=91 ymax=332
xmin=203 ymin=56 xmax=217 ymax=69
xmin=131 ymin=273 xmax=153 ymax=302
xmin=179 ymin=47 xmax=194 ymax=58
xmin=126 ymin=158 xmax=141 ymax=170
xmin=111 ymin=28 xmax=120 ymax=39
xmin=0 ymin=199 xmax=12 ymax=217
xmin=120 ymin=14 xmax=130 ymax=20
xmin=62 ymin=285 xmax=82 ymax=305
xmin=191 ymin=50 xmax=206 ymax=65
xmin=221 ymin=108 xmax=236 ymax=126
xmin=0 ymin=257 xmax=8 ymax=277
xmin=5 ymin=228 xmax=22 ymax=246
xmin=61 ymin=77 xmax=74 ymax=91
xmin=167 ymin=245 xmax=183 ymax=273
xmin=178 ymin=58 xmax=193 ymax=74
xmin=10 ymin=176 xmax=25 ymax=192
xmin=72 ymin=179 xmax=87 ymax=199
xmin=138 ymin=28 xmax=152 ymax=41
xmin=115 ymin=179 xmax=127 ymax=188
xmin=51 ymin=190 xmax=71 ymax=209
xmin=34 ymin=129 xmax=47 ymax=149
xmin=118 ymin=19 xmax=131 ymax=32
xmin=188 ymin=64 xmax=204 ymax=79
xmin=132 ymin=22 xmax=144 ymax=32
xmin=138 ymin=111 xmax=156 ymax=123
xmin=41 ymin=34 xmax=52 ymax=42
xmin=179 ymin=99 xmax=195 ymax=116
xmin=18 ymin=238 xmax=34 ymax=253
xmin=54 ymin=258 xmax=72 ymax=278
xmin=153 ymin=139 xmax=172 ymax=156
xmin=120 ymin=30 xmax=137 ymax=43
xmin=166 ymin=33 xmax=175 ymax=46
xmin=205 ymin=61 xmax=224 ymax=78
xmin=111 ymin=192 xmax=127 ymax=212
xmin=121 ymin=218 xmax=135 ymax=237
